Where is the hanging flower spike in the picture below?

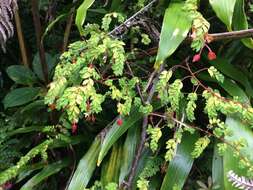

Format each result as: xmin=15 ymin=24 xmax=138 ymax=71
xmin=117 ymin=117 xmax=123 ymax=126
xmin=208 ymin=51 xmax=216 ymax=60
xmin=192 ymin=54 xmax=201 ymax=62
xmin=72 ymin=122 xmax=78 ymax=134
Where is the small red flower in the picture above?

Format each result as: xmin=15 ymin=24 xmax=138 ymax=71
xmin=3 ymin=182 xmax=12 ymax=190
xmin=208 ymin=51 xmax=216 ymax=60
xmin=192 ymin=54 xmax=201 ymax=62
xmin=72 ymin=122 xmax=78 ymax=134
xmin=117 ymin=118 xmax=123 ymax=126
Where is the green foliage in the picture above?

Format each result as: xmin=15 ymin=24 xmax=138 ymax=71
xmin=102 ymin=12 xmax=125 ymax=31
xmin=147 ymin=125 xmax=162 ymax=152
xmin=0 ymin=139 xmax=53 ymax=185
xmin=137 ymin=157 xmax=163 ymax=190
xmin=165 ymin=131 xmax=182 ymax=161
xmin=2 ymin=0 xmax=253 ymax=189
xmin=168 ymin=79 xmax=183 ymax=112
xmin=191 ymin=136 xmax=210 ymax=158
xmin=186 ymin=92 xmax=197 ymax=122
xmin=184 ymin=0 xmax=210 ymax=51
xmin=208 ymin=66 xmax=224 ymax=83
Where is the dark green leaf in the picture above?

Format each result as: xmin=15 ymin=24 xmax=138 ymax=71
xmin=20 ymin=159 xmax=70 ymax=190
xmin=32 ymin=53 xmax=58 ymax=82
xmin=6 ymin=65 xmax=37 ymax=85
xmin=3 ymin=87 xmax=41 ymax=109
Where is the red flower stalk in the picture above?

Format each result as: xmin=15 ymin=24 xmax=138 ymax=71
xmin=72 ymin=122 xmax=78 ymax=134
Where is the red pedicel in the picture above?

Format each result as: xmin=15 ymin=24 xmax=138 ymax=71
xmin=72 ymin=122 xmax=78 ymax=134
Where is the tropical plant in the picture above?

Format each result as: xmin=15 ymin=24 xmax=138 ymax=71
xmin=1 ymin=0 xmax=253 ymax=190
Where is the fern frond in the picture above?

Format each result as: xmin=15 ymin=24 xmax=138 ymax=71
xmin=0 ymin=0 xmax=18 ymax=51
xmin=227 ymin=170 xmax=253 ymax=190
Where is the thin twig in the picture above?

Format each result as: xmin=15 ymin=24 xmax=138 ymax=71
xmin=126 ymin=62 xmax=145 ymax=103
xmin=123 ymin=64 xmax=165 ymax=190
xmin=108 ymin=0 xmax=158 ymax=37
xmin=62 ymin=7 xmax=75 ymax=52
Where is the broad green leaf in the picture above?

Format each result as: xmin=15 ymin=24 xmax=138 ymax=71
xmin=233 ymin=0 xmax=253 ymax=49
xmin=67 ymin=137 xmax=101 ymax=190
xmin=20 ymin=100 xmax=46 ymax=114
xmin=75 ymin=0 xmax=95 ymax=35
xmin=6 ymin=65 xmax=37 ymax=85
xmin=161 ymin=132 xmax=199 ymax=190
xmin=212 ymin=143 xmax=224 ymax=190
xmin=3 ymin=87 xmax=41 ymax=109
xmin=209 ymin=0 xmax=236 ymax=31
xmin=17 ymin=163 xmax=46 ymax=183
xmin=20 ymin=159 xmax=70 ymax=190
xmin=101 ymin=141 xmax=123 ymax=187
xmin=209 ymin=58 xmax=253 ymax=98
xmin=119 ymin=125 xmax=140 ymax=184
xmin=154 ymin=2 xmax=192 ymax=69
xmin=224 ymin=117 xmax=253 ymax=189
xmin=97 ymin=108 xmax=143 ymax=166
xmin=32 ymin=53 xmax=58 ymax=81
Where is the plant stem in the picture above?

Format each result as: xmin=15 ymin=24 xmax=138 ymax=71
xmin=14 ymin=9 xmax=29 ymax=67
xmin=123 ymin=64 xmax=165 ymax=189
xmin=31 ymin=0 xmax=49 ymax=84
xmin=207 ymin=29 xmax=253 ymax=42
xmin=62 ymin=7 xmax=75 ymax=52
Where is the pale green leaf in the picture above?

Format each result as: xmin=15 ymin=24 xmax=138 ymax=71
xmin=209 ymin=0 xmax=236 ymax=31
xmin=75 ymin=0 xmax=95 ymax=35
xmin=233 ymin=0 xmax=253 ymax=49
xmin=67 ymin=137 xmax=101 ymax=190
xmin=154 ymin=2 xmax=192 ymax=69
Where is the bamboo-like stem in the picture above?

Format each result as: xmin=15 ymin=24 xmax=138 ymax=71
xmin=31 ymin=0 xmax=49 ymax=84
xmin=62 ymin=7 xmax=75 ymax=52
xmin=14 ymin=9 xmax=29 ymax=67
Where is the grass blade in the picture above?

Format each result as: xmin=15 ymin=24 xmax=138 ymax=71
xmin=161 ymin=132 xmax=198 ymax=190
xmin=67 ymin=137 xmax=101 ymax=190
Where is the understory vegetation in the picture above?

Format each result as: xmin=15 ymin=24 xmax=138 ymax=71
xmin=1 ymin=0 xmax=253 ymax=189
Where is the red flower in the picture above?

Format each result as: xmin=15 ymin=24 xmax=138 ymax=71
xmin=117 ymin=118 xmax=123 ymax=126
xmin=208 ymin=51 xmax=216 ymax=60
xmin=192 ymin=54 xmax=201 ymax=62
xmin=3 ymin=182 xmax=12 ymax=190
xmin=72 ymin=122 xmax=78 ymax=134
